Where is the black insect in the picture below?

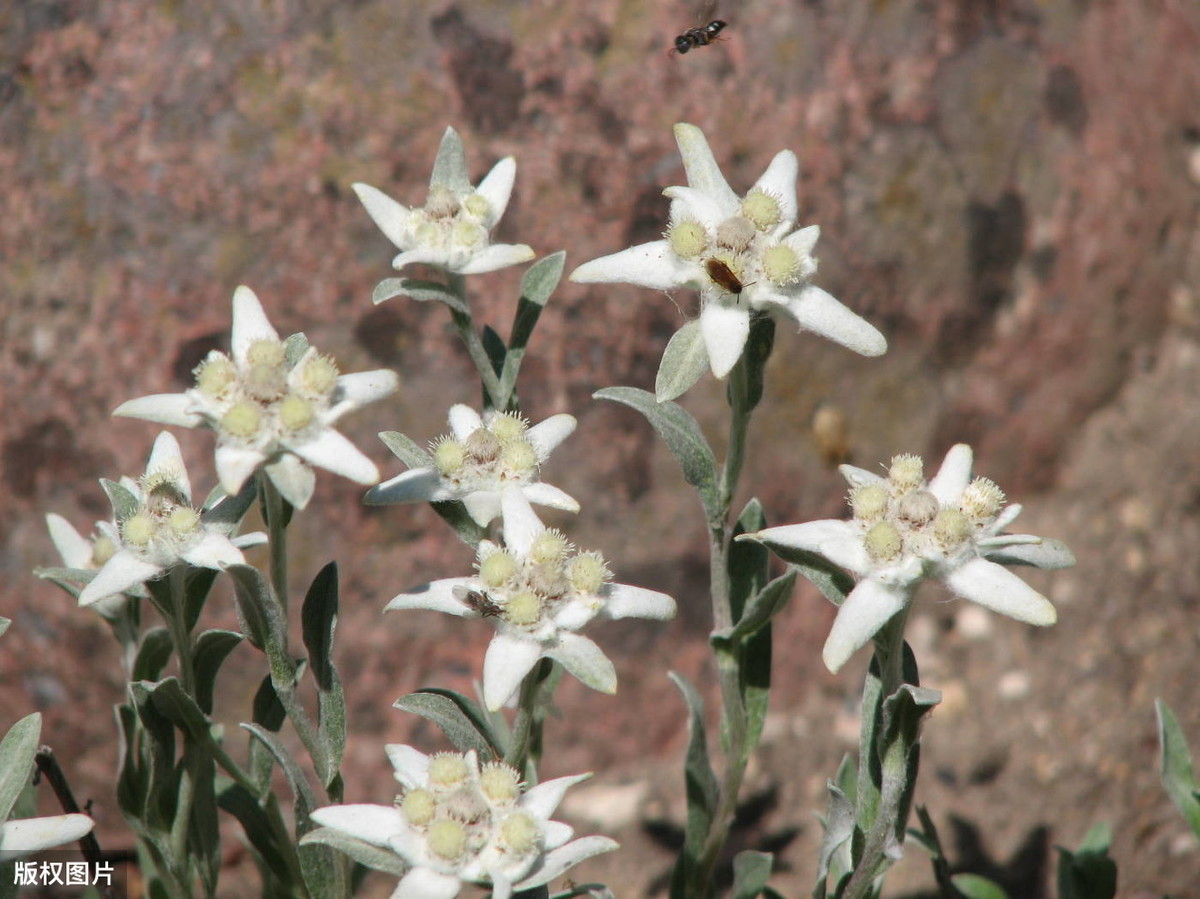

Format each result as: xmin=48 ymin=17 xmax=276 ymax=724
xmin=453 ymin=585 xmax=504 ymax=618
xmin=670 ymin=0 xmax=727 ymax=55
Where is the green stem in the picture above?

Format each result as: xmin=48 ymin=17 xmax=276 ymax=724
xmin=843 ymin=607 xmax=914 ymax=899
xmin=446 ymin=272 xmax=507 ymax=411
xmin=260 ymin=476 xmax=290 ymax=617
xmin=505 ymin=659 xmax=550 ymax=780
xmin=688 ymin=351 xmax=762 ymax=896
xmin=166 ymin=566 xmax=196 ymax=696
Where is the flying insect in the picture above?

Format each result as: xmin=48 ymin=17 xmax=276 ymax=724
xmin=670 ymin=0 xmax=727 ymax=55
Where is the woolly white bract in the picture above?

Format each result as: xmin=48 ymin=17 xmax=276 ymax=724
xmin=354 ymin=127 xmax=534 ymax=276
xmin=306 ymin=746 xmax=616 ymax=899
xmin=385 ymin=491 xmax=676 ymax=710
xmin=366 ymin=404 xmax=579 ymax=526
xmin=742 ymin=444 xmax=1074 ymax=673
xmin=114 ymin=286 xmax=397 ymax=509
xmin=75 ymin=432 xmax=264 ymax=607
xmin=570 ymin=123 xmax=886 ymax=379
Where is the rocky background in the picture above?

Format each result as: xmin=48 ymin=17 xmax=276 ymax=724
xmin=2 ymin=0 xmax=1199 ymax=896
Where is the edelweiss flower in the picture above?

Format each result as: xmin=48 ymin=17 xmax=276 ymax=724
xmin=45 ymin=509 xmax=137 ymax=618
xmin=570 ymin=123 xmax=886 ymax=379
xmin=741 ymin=444 xmax=1074 ymax=673
xmin=366 ymin=404 xmax=579 ymax=526
xmin=115 ymin=286 xmax=398 ymax=509
xmin=306 ymin=746 xmax=617 ymax=899
xmin=76 ymin=432 xmax=264 ymax=607
xmin=354 ymin=127 xmax=534 ymax=276
xmin=385 ymin=492 xmax=676 ymax=710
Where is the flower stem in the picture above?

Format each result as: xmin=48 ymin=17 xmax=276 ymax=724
xmin=688 ymin=344 xmax=767 ymax=895
xmin=505 ymin=659 xmax=551 ymax=780
xmin=446 ymin=272 xmax=508 ymax=411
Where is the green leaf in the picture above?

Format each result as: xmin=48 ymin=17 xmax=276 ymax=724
xmin=951 ymin=873 xmax=1008 ymax=899
xmin=243 ymin=723 xmax=345 ymax=897
xmin=430 ymin=126 xmax=470 ymax=192
xmin=184 ymin=748 xmax=221 ymax=897
xmin=1056 ymin=823 xmax=1117 ymax=899
xmin=728 ymin=498 xmax=768 ymax=618
xmin=201 ymin=475 xmax=259 ymax=532
xmin=227 ymin=564 xmax=276 ymax=652
xmin=241 ymin=723 xmax=318 ymax=824
xmin=731 ymin=850 xmax=774 ymax=899
xmin=520 ymin=250 xmax=565 ymax=307
xmin=720 ymin=570 xmax=795 ymax=645
xmin=393 ymin=690 xmax=504 ymax=759
xmin=430 ymin=500 xmax=489 ymax=547
xmin=814 ymin=779 xmax=855 ymax=892
xmin=128 ymin=682 xmax=178 ymax=830
xmin=1156 ymin=700 xmax=1200 ymax=836
xmin=667 ymin=671 xmax=719 ymax=894
xmin=500 ymin=251 xmax=567 ymax=406
xmin=148 ymin=678 xmax=212 ymax=743
xmin=193 ymin=630 xmax=244 ymax=715
xmin=33 ymin=567 xmax=91 ymax=600
xmin=656 ymin=320 xmax=710 ymax=403
xmin=727 ymin=317 xmax=775 ymax=413
xmin=0 ymin=617 xmax=7 ymax=639
xmin=378 ymin=431 xmax=435 ymax=468
xmin=217 ymin=781 xmax=308 ymax=889
xmin=371 ymin=277 xmax=468 ymax=314
xmin=101 ymin=478 xmax=139 ymax=521
xmin=300 ymin=827 xmax=408 ymax=877
xmin=249 ymin=675 xmax=287 ymax=795
xmin=283 ymin=332 xmax=311 ymax=367
xmin=302 ymin=563 xmax=346 ymax=789
xmin=0 ymin=713 xmax=41 ymax=822
xmin=482 ymin=325 xmax=507 ymax=379
xmin=594 ymin=386 xmax=719 ymax=518
xmin=133 ymin=628 xmax=175 ymax=682
xmin=781 ymin=551 xmax=854 ymax=608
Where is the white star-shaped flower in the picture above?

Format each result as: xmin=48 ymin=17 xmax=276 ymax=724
xmin=385 ymin=491 xmax=676 ymax=710
xmin=44 ymin=510 xmax=141 ymax=619
xmin=354 ymin=127 xmax=535 ymax=277
xmin=114 ymin=286 xmax=398 ymax=509
xmin=570 ymin=123 xmax=886 ymax=380
xmin=741 ymin=444 xmax=1074 ymax=673
xmin=365 ymin=404 xmax=579 ymax=526
xmin=306 ymin=746 xmax=617 ymax=899
xmin=75 ymin=432 xmax=265 ymax=608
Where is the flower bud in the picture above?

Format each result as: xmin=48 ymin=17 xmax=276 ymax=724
xmin=505 ymin=591 xmax=541 ymax=626
xmin=567 ymin=552 xmax=610 ymax=595
xmin=888 ymin=454 xmax=924 ymax=490
xmin=479 ymin=763 xmax=521 ymax=803
xmin=479 ymin=551 xmax=517 ymax=588
xmin=426 ymin=818 xmax=467 ymax=859
xmin=427 ymin=753 xmax=470 ymax=788
xmin=864 ymin=521 xmax=903 ymax=562
xmin=499 ymin=811 xmax=540 ymax=853
xmin=896 ymin=489 xmax=939 ymax=527
xmin=849 ymin=483 xmax=889 ymax=522
xmin=402 ymin=788 xmax=437 ymax=826
xmin=667 ymin=220 xmax=709 ymax=259
xmin=742 ymin=188 xmax=782 ymax=230
xmin=433 ymin=438 xmax=467 ymax=476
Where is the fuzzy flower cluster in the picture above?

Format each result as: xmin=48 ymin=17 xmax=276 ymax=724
xmin=73 ymin=432 xmax=263 ymax=608
xmin=571 ymin=123 xmax=886 ymax=380
xmin=367 ymin=405 xmax=578 ymax=526
xmin=387 ymin=491 xmax=676 ymax=710
xmin=354 ymin=127 xmax=534 ymax=276
xmin=743 ymin=445 xmax=1073 ymax=673
xmin=115 ymin=287 xmax=398 ymax=509
xmin=308 ymin=746 xmax=616 ymax=899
